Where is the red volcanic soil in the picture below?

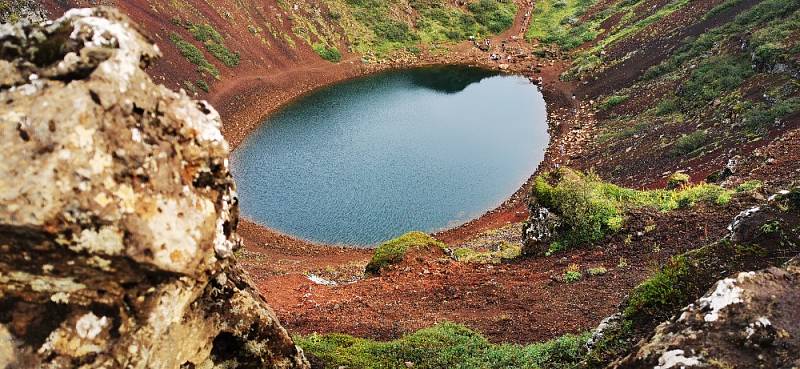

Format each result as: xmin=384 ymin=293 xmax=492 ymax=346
xmin=253 ymin=200 xmax=754 ymax=343
xmin=42 ymin=0 xmax=797 ymax=345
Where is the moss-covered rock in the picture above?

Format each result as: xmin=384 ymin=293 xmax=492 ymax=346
xmin=613 ymin=264 xmax=800 ymax=368
xmin=365 ymin=232 xmax=445 ymax=276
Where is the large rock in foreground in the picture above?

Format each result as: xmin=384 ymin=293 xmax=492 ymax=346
xmin=0 ymin=8 xmax=308 ymax=369
xmin=612 ymin=263 xmax=800 ymax=368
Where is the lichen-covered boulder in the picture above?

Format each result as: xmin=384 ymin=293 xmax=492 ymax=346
xmin=521 ymin=205 xmax=561 ymax=256
xmin=611 ymin=264 xmax=800 ymax=368
xmin=0 ymin=8 xmax=308 ymax=369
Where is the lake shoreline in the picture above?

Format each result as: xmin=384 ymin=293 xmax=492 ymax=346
xmin=214 ymin=40 xmax=577 ymax=250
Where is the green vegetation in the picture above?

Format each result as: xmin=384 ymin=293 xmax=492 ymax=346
xmin=452 ymin=242 xmax=522 ymax=264
xmin=681 ymin=56 xmax=752 ymax=108
xmin=634 ymin=0 xmax=800 ymax=134
xmin=599 ymin=95 xmax=629 ymax=111
xmin=654 ymin=98 xmax=678 ymax=116
xmin=365 ymin=232 xmax=445 ymax=275
xmin=195 ymin=79 xmax=209 ymax=93
xmin=296 ymin=322 xmax=590 ymax=369
xmin=736 ymin=180 xmax=762 ymax=193
xmin=673 ymin=130 xmax=708 ymax=156
xmin=187 ymin=23 xmax=240 ymax=67
xmin=324 ymin=0 xmax=516 ymax=56
xmin=525 ymin=0 xmax=601 ymax=50
xmin=313 ymin=43 xmax=343 ymax=62
xmin=587 ymin=266 xmax=608 ymax=276
xmin=533 ymin=168 xmax=733 ymax=252
xmin=586 ymin=190 xmax=800 ymax=367
xmin=563 ymin=264 xmax=582 ymax=283
xmin=468 ymin=0 xmax=517 ymax=33
xmin=666 ymin=172 xmax=690 ymax=190
xmin=623 ymin=253 xmax=692 ymax=320
xmin=169 ymin=33 xmax=220 ymax=78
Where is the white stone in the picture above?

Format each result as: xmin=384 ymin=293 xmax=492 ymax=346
xmin=75 ymin=312 xmax=109 ymax=340
xmin=654 ymin=349 xmax=703 ymax=369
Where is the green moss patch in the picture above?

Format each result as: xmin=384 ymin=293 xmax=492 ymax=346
xmin=296 ymin=322 xmax=589 ymax=369
xmin=313 ymin=43 xmax=343 ymax=62
xmin=365 ymin=232 xmax=445 ymax=275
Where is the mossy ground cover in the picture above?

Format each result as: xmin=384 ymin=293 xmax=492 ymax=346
xmin=323 ymin=0 xmax=516 ymax=57
xmin=533 ymin=168 xmax=733 ymax=253
xmin=525 ymin=0 xmax=601 ymax=50
xmin=365 ymin=231 xmax=446 ymax=275
xmin=296 ymin=322 xmax=589 ymax=369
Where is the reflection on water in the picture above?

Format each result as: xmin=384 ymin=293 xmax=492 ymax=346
xmin=408 ymin=65 xmax=498 ymax=94
xmin=231 ymin=67 xmax=549 ymax=246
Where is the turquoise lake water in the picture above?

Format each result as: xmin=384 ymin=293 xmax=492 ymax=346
xmin=231 ymin=66 xmax=549 ymax=246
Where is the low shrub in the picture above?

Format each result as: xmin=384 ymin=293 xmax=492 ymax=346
xmin=188 ymin=23 xmax=224 ymax=43
xmin=184 ymin=23 xmax=239 ymax=67
xmin=666 ymin=172 xmax=690 ymax=190
xmin=564 ymin=264 xmax=582 ymax=283
xmin=195 ymin=79 xmax=209 ymax=92
xmin=654 ymin=97 xmax=679 ymax=116
xmin=736 ymin=180 xmax=762 ymax=193
xmin=205 ymin=41 xmax=240 ymax=67
xmin=673 ymin=130 xmax=708 ymax=156
xmin=587 ymin=266 xmax=608 ymax=276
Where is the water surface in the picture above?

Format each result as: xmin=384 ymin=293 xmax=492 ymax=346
xmin=232 ymin=66 xmax=548 ymax=246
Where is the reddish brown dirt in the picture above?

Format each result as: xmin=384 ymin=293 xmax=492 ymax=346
xmin=580 ymin=0 xmax=761 ymax=98
xmin=261 ymin=200 xmax=754 ymax=343
xmin=41 ymin=0 xmax=799 ymax=346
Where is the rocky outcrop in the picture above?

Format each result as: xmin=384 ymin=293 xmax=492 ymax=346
xmin=521 ymin=205 xmax=561 ymax=256
xmin=584 ymin=189 xmax=800 ymax=368
xmin=0 ymin=8 xmax=308 ymax=369
xmin=612 ymin=264 xmax=800 ymax=368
